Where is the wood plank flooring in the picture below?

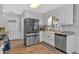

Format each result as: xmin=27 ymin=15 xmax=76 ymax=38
xmin=9 ymin=40 xmax=65 ymax=54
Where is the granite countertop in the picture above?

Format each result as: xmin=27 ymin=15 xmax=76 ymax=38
xmin=40 ymin=30 xmax=75 ymax=35
xmin=54 ymin=31 xmax=75 ymax=35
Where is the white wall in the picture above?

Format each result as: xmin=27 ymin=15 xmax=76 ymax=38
xmin=0 ymin=5 xmax=22 ymax=40
xmin=21 ymin=10 xmax=44 ymax=39
xmin=0 ymin=4 xmax=22 ymax=40
xmin=0 ymin=4 xmax=6 ymax=27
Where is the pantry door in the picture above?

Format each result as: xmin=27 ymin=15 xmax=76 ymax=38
xmin=8 ymin=20 xmax=19 ymax=40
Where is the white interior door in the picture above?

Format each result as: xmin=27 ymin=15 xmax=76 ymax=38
xmin=8 ymin=20 xmax=19 ymax=40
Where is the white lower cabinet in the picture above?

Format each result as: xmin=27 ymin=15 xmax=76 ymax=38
xmin=40 ymin=31 xmax=44 ymax=42
xmin=66 ymin=35 xmax=75 ymax=54
xmin=40 ymin=31 xmax=75 ymax=54
xmin=40 ymin=31 xmax=55 ymax=47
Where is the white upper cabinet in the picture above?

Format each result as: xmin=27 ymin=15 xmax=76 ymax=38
xmin=62 ymin=4 xmax=73 ymax=25
xmin=54 ymin=4 xmax=73 ymax=25
xmin=43 ymin=4 xmax=73 ymax=25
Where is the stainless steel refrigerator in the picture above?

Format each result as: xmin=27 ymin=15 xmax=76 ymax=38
xmin=24 ymin=18 xmax=39 ymax=46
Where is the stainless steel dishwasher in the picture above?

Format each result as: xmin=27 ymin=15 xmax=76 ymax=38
xmin=55 ymin=33 xmax=67 ymax=52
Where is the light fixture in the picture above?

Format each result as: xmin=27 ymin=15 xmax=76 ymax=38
xmin=30 ymin=4 xmax=40 ymax=8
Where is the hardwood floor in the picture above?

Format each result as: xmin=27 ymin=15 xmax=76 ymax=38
xmin=9 ymin=40 xmax=65 ymax=54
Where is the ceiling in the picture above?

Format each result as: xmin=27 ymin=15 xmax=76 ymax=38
xmin=2 ymin=4 xmax=63 ymax=14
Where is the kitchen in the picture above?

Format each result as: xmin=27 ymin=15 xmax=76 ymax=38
xmin=0 ymin=4 xmax=78 ymax=54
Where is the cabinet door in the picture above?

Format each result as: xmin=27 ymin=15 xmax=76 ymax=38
xmin=48 ymin=32 xmax=55 ymax=46
xmin=46 ymin=32 xmax=55 ymax=46
xmin=43 ymin=32 xmax=55 ymax=47
xmin=63 ymin=4 xmax=73 ymax=25
xmin=42 ymin=32 xmax=49 ymax=43
xmin=64 ymin=11 xmax=73 ymax=25
xmin=42 ymin=32 xmax=47 ymax=41
xmin=39 ymin=31 xmax=44 ymax=42
xmin=58 ymin=13 xmax=65 ymax=25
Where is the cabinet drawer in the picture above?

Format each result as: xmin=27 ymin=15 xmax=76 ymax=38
xmin=44 ymin=32 xmax=55 ymax=46
xmin=24 ymin=35 xmax=39 ymax=46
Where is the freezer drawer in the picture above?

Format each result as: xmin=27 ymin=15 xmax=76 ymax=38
xmin=24 ymin=35 xmax=39 ymax=46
